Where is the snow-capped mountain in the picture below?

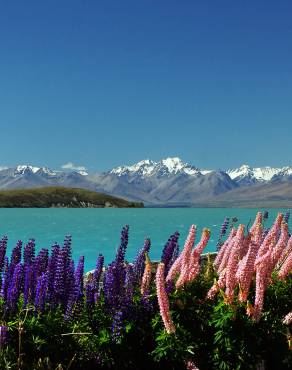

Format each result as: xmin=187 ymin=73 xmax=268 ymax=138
xmin=111 ymin=157 xmax=204 ymax=177
xmin=227 ymin=164 xmax=292 ymax=185
xmin=0 ymin=159 xmax=291 ymax=205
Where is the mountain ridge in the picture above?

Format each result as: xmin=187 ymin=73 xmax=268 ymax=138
xmin=0 ymin=158 xmax=291 ymax=206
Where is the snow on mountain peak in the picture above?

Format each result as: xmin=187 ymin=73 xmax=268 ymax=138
xmin=14 ymin=165 xmax=56 ymax=176
xmin=110 ymin=157 xmax=200 ymax=177
xmin=227 ymin=165 xmax=281 ymax=182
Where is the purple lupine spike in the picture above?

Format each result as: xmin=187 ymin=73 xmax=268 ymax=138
xmin=115 ymin=226 xmax=129 ymax=265
xmin=263 ymin=211 xmax=269 ymax=220
xmin=124 ymin=264 xmax=135 ymax=304
xmin=161 ymin=231 xmax=180 ymax=276
xmin=284 ymin=210 xmax=290 ymax=223
xmin=35 ymin=272 xmax=48 ymax=313
xmin=0 ymin=257 xmax=9 ymax=300
xmin=53 ymin=248 xmax=66 ymax=305
xmin=75 ymin=256 xmax=84 ymax=299
xmin=111 ymin=310 xmax=124 ymax=343
xmin=7 ymin=263 xmax=23 ymax=312
xmin=85 ymin=282 xmax=94 ymax=310
xmin=46 ymin=244 xmax=60 ymax=302
xmin=0 ymin=236 xmax=8 ymax=272
xmin=34 ymin=248 xmax=49 ymax=278
xmin=0 ymin=325 xmax=8 ymax=349
xmin=64 ymin=260 xmax=76 ymax=320
xmin=23 ymin=239 xmax=35 ymax=266
xmin=217 ymin=217 xmax=230 ymax=251
xmin=133 ymin=238 xmax=151 ymax=282
xmin=93 ymin=254 xmax=104 ymax=290
xmin=9 ymin=240 xmax=22 ymax=276
xmin=23 ymin=263 xmax=36 ymax=306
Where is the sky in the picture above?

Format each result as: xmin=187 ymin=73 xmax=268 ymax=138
xmin=0 ymin=0 xmax=292 ymax=172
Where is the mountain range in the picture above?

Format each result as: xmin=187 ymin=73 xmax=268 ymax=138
xmin=0 ymin=158 xmax=292 ymax=207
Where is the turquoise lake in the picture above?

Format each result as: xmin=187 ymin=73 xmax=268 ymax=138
xmin=0 ymin=208 xmax=290 ymax=271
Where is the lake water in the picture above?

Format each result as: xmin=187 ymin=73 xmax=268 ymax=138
xmin=0 ymin=208 xmax=290 ymax=271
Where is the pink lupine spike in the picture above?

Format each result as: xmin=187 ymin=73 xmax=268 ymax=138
xmin=250 ymin=212 xmax=263 ymax=234
xmin=156 ymin=262 xmax=176 ymax=334
xmin=186 ymin=360 xmax=200 ymax=370
xmin=206 ymin=267 xmax=227 ymax=300
xmin=278 ymin=247 xmax=292 ymax=280
xmin=239 ymin=233 xmax=251 ymax=260
xmin=224 ymin=224 xmax=245 ymax=304
xmin=283 ymin=311 xmax=292 ymax=325
xmin=214 ymin=228 xmax=237 ymax=271
xmin=166 ymin=225 xmax=196 ymax=282
xmin=187 ymin=228 xmax=211 ymax=282
xmin=271 ymin=222 xmax=289 ymax=265
xmin=278 ymin=235 xmax=292 ymax=267
xmin=253 ymin=245 xmax=273 ymax=322
xmin=237 ymin=224 xmax=262 ymax=302
xmin=141 ymin=253 xmax=152 ymax=296
xmin=257 ymin=213 xmax=283 ymax=259
xmin=217 ymin=228 xmax=237 ymax=275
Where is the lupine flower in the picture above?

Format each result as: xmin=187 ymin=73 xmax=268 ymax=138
xmin=257 ymin=213 xmax=283 ymax=260
xmin=23 ymin=239 xmax=35 ymax=266
xmin=284 ymin=210 xmax=290 ymax=224
xmin=7 ymin=263 xmax=23 ymax=312
xmin=278 ymin=247 xmax=292 ymax=280
xmin=186 ymin=360 xmax=200 ymax=370
xmin=187 ymin=228 xmax=211 ymax=282
xmin=0 ymin=257 xmax=9 ymax=300
xmin=214 ymin=228 xmax=236 ymax=271
xmin=0 ymin=325 xmax=8 ymax=349
xmin=271 ymin=222 xmax=289 ymax=266
xmin=85 ymin=282 xmax=94 ymax=310
xmin=141 ymin=253 xmax=152 ymax=295
xmin=34 ymin=248 xmax=49 ymax=278
xmin=23 ymin=263 xmax=36 ymax=306
xmin=156 ymin=262 xmax=175 ymax=334
xmin=216 ymin=217 xmax=229 ymax=251
xmin=283 ymin=311 xmax=292 ymax=325
xmin=217 ymin=229 xmax=237 ymax=275
xmin=250 ymin=212 xmax=263 ymax=234
xmin=0 ymin=236 xmax=8 ymax=272
xmin=161 ymin=231 xmax=180 ymax=276
xmin=75 ymin=256 xmax=85 ymax=299
xmin=237 ymin=224 xmax=262 ymax=302
xmin=46 ymin=244 xmax=60 ymax=302
xmin=133 ymin=238 xmax=151 ymax=282
xmin=93 ymin=254 xmax=104 ymax=291
xmin=115 ymin=225 xmax=129 ymax=265
xmin=53 ymin=248 xmax=67 ymax=305
xmin=111 ymin=310 xmax=124 ymax=342
xmin=35 ymin=273 xmax=48 ymax=313
xmin=278 ymin=236 xmax=292 ymax=266
xmin=224 ymin=225 xmax=245 ymax=303
xmin=263 ymin=211 xmax=269 ymax=220
xmin=166 ymin=225 xmax=196 ymax=283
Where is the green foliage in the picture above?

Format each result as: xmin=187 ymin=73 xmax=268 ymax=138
xmin=0 ymin=270 xmax=291 ymax=369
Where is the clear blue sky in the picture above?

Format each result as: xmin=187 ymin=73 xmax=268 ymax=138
xmin=0 ymin=0 xmax=291 ymax=172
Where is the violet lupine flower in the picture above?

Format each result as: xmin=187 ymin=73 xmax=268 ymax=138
xmin=75 ymin=256 xmax=84 ymax=299
xmin=0 ymin=325 xmax=8 ymax=349
xmin=166 ymin=225 xmax=196 ymax=283
xmin=9 ymin=240 xmax=22 ymax=280
xmin=23 ymin=264 xmax=36 ymax=306
xmin=65 ymin=261 xmax=79 ymax=320
xmin=34 ymin=248 xmax=49 ymax=278
xmin=224 ymin=224 xmax=245 ymax=304
xmin=93 ymin=254 xmax=104 ymax=291
xmin=23 ymin=239 xmax=35 ymax=266
xmin=46 ymin=244 xmax=60 ymax=302
xmin=141 ymin=253 xmax=152 ymax=296
xmin=263 ymin=211 xmax=269 ymax=220
xmin=161 ymin=231 xmax=180 ymax=277
xmin=85 ymin=282 xmax=95 ymax=310
xmin=156 ymin=262 xmax=175 ymax=334
xmin=1 ymin=257 xmax=9 ymax=300
xmin=115 ymin=225 xmax=129 ymax=265
xmin=284 ymin=210 xmax=290 ymax=224
xmin=0 ymin=236 xmax=8 ymax=272
xmin=35 ymin=272 xmax=49 ymax=313
xmin=216 ymin=217 xmax=229 ymax=251
xmin=7 ymin=263 xmax=23 ymax=312
xmin=53 ymin=248 xmax=67 ymax=305
xmin=133 ymin=238 xmax=151 ymax=283
xmin=111 ymin=310 xmax=124 ymax=343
